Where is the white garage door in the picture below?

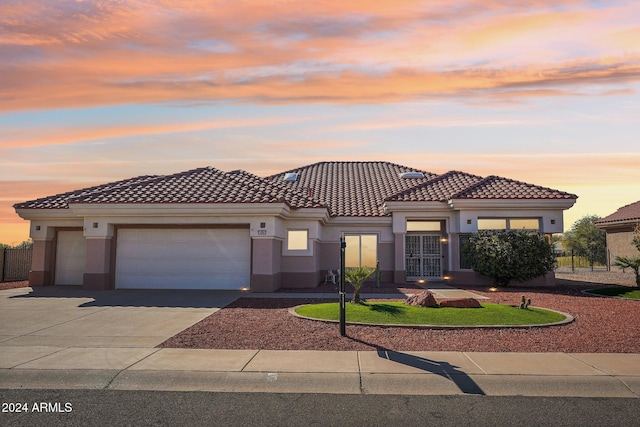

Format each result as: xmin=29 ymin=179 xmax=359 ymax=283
xmin=115 ymin=228 xmax=251 ymax=290
xmin=55 ymin=230 xmax=87 ymax=285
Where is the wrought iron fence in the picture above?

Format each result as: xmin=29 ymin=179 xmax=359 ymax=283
xmin=554 ymin=247 xmax=610 ymax=273
xmin=1 ymin=248 xmax=32 ymax=282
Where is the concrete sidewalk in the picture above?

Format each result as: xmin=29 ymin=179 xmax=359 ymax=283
xmin=1 ymin=348 xmax=639 ymax=397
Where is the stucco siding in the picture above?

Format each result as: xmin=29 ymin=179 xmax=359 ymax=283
xmin=606 ymin=228 xmax=639 ymax=264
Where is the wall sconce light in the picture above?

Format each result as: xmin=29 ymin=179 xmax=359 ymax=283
xmin=92 ymin=222 xmax=99 ymax=229
xmin=35 ymin=225 xmax=41 ymax=231
xmin=551 ymin=219 xmax=556 ymax=225
xmin=467 ymin=219 xmax=472 ymax=224
xmin=440 ymin=237 xmax=448 ymax=243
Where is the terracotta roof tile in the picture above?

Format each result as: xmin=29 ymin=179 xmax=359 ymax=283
xmin=12 ymin=175 xmax=159 ymax=209
xmin=14 ymin=168 xmax=325 ymax=210
xmin=451 ymin=175 xmax=578 ymax=200
xmin=385 ymin=171 xmax=484 ymax=202
xmin=73 ymin=167 xmax=326 ymax=208
xmin=15 ymin=162 xmax=578 ymax=216
xmin=596 ymin=200 xmax=640 ymax=225
xmin=266 ymin=161 xmax=436 ymax=216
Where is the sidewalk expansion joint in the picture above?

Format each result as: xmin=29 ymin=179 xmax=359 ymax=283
xmin=103 ymin=347 xmax=162 ymax=390
xmin=616 ymin=377 xmax=640 ymax=398
xmin=462 ymin=352 xmax=487 ymax=375
xmin=239 ymin=349 xmax=261 ymax=372
xmin=356 ymin=352 xmax=365 ymax=394
xmin=10 ymin=346 xmax=70 ymax=370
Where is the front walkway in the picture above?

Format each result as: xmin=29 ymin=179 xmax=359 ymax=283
xmin=248 ymin=284 xmax=489 ymax=300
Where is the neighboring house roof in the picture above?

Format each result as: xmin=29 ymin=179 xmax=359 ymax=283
xmin=596 ymin=200 xmax=640 ymax=226
xmin=14 ymin=161 xmax=578 ymax=217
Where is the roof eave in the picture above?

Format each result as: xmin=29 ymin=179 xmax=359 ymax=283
xmin=67 ymin=202 xmax=296 ymax=217
xmin=448 ymin=198 xmax=577 ymax=210
xmin=596 ymin=218 xmax=640 ymax=229
xmin=14 ymin=207 xmax=75 ymax=221
xmin=383 ymin=201 xmax=451 ymax=213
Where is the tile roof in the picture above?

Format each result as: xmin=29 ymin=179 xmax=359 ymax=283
xmin=450 ymin=175 xmax=577 ymax=200
xmin=596 ymin=200 xmax=640 ymax=225
xmin=14 ymin=167 xmax=326 ymax=210
xmin=267 ymin=161 xmax=437 ymax=216
xmin=13 ymin=175 xmax=159 ymax=209
xmin=15 ymin=161 xmax=577 ymax=216
xmin=385 ymin=171 xmax=484 ymax=202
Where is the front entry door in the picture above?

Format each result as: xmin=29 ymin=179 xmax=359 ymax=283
xmin=405 ymin=234 xmax=442 ymax=280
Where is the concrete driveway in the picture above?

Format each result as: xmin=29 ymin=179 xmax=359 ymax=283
xmin=0 ymin=286 xmax=241 ymax=348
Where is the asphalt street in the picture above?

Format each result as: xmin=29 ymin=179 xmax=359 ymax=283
xmin=1 ymin=390 xmax=638 ymax=427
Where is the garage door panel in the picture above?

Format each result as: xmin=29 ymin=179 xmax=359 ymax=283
xmin=116 ymin=229 xmax=250 ymax=290
xmin=116 ymin=274 xmax=247 ymax=290
xmin=55 ymin=230 xmax=86 ymax=286
xmin=117 ymin=258 xmax=245 ymax=275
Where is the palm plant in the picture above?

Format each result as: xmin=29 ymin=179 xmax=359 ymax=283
xmin=344 ymin=266 xmax=376 ymax=304
xmin=614 ymin=256 xmax=640 ymax=287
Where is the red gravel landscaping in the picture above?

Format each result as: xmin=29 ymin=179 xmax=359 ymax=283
xmin=161 ymin=273 xmax=640 ymax=353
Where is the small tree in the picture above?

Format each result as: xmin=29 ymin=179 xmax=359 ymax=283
xmin=613 ymin=256 xmax=640 ymax=287
xmin=614 ymin=223 xmax=640 ymax=287
xmin=344 ymin=266 xmax=376 ymax=304
xmin=462 ymin=230 xmax=555 ymax=287
xmin=0 ymin=241 xmax=32 ymax=249
xmin=632 ymin=223 xmax=640 ymax=253
xmin=561 ymin=215 xmax=606 ymax=267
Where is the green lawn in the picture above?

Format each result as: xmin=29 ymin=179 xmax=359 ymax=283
xmin=585 ymin=287 xmax=640 ymax=299
xmin=294 ymin=302 xmax=568 ymax=326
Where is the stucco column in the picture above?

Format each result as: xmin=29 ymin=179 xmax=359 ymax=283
xmin=251 ymin=238 xmax=282 ymax=292
xmin=83 ymin=237 xmax=114 ymax=290
xmin=393 ymin=232 xmax=406 ymax=284
xmin=29 ymin=238 xmax=55 ymax=286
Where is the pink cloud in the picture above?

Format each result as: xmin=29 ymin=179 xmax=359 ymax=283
xmin=0 ymin=116 xmax=309 ymax=149
xmin=1 ymin=1 xmax=638 ymax=112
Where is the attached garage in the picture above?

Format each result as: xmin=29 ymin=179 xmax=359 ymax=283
xmin=55 ymin=230 xmax=87 ymax=285
xmin=115 ymin=228 xmax=251 ymax=290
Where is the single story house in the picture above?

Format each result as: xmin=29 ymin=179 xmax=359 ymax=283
xmin=596 ymin=200 xmax=640 ymax=262
xmin=14 ymin=161 xmax=577 ymax=291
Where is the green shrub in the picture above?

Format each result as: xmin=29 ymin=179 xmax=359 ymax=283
xmin=462 ymin=230 xmax=555 ymax=287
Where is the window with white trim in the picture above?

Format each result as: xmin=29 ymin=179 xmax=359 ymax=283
xmin=287 ymin=230 xmax=308 ymax=251
xmin=477 ymin=218 xmax=540 ymax=231
xmin=406 ymin=220 xmax=441 ymax=232
xmin=345 ymin=234 xmax=377 ymax=268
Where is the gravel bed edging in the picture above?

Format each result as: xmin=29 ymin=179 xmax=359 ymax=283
xmin=580 ymin=289 xmax=640 ymax=300
xmin=161 ymin=283 xmax=640 ymax=353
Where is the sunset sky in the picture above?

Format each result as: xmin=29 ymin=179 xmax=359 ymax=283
xmin=1 ymin=0 xmax=639 ymax=245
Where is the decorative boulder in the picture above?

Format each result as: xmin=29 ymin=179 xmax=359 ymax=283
xmin=439 ymin=298 xmax=482 ymax=308
xmin=405 ymin=291 xmax=439 ymax=307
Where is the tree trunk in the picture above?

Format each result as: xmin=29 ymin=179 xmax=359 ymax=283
xmin=351 ymin=288 xmax=362 ymax=304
